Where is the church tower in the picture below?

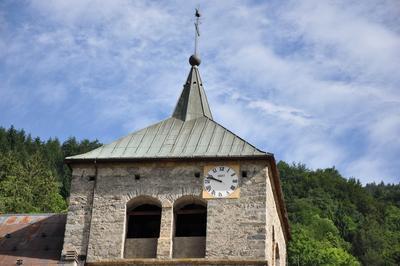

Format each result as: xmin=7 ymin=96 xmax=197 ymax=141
xmin=61 ymin=10 xmax=289 ymax=266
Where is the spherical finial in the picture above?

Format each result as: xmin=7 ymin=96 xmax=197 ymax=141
xmin=189 ymin=54 xmax=201 ymax=66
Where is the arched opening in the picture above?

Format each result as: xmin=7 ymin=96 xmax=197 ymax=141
xmin=124 ymin=197 xmax=162 ymax=258
xmin=275 ymin=243 xmax=280 ymax=266
xmin=173 ymin=197 xmax=207 ymax=258
xmin=127 ymin=204 xmax=161 ymax=238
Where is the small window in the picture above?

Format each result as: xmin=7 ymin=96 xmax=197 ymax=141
xmin=272 ymin=225 xmax=275 ymax=242
xmin=127 ymin=204 xmax=161 ymax=238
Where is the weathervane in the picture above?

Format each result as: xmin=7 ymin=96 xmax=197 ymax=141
xmin=194 ymin=8 xmax=201 ymax=56
xmin=189 ymin=8 xmax=202 ymax=66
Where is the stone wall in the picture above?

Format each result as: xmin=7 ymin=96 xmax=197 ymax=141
xmin=124 ymin=238 xmax=158 ymax=258
xmin=173 ymin=237 xmax=206 ymax=258
xmin=86 ymin=258 xmax=269 ymax=266
xmin=61 ymin=160 xmax=286 ymax=265
xmin=206 ymin=162 xmax=267 ymax=259
xmin=61 ymin=166 xmax=96 ymax=262
xmin=265 ymin=167 xmax=287 ymax=266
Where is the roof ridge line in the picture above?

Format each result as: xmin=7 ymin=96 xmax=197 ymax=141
xmin=194 ymin=67 xmax=206 ymax=118
xmin=211 ymin=119 xmax=267 ymax=154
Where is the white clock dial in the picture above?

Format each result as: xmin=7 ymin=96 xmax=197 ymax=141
xmin=203 ymin=166 xmax=239 ymax=198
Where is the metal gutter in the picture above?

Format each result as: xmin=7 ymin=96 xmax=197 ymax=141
xmin=64 ymin=154 xmax=271 ymax=164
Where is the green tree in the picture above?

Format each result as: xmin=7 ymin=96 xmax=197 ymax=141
xmin=279 ymin=161 xmax=400 ymax=265
xmin=0 ymin=152 xmax=66 ymax=213
xmin=0 ymin=126 xmax=399 ymax=265
xmin=0 ymin=126 xmax=101 ymax=199
xmin=288 ymin=223 xmax=360 ymax=266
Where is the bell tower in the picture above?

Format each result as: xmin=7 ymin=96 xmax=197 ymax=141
xmin=61 ymin=9 xmax=289 ymax=266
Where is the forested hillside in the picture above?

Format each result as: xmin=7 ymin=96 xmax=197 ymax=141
xmin=0 ymin=126 xmax=101 ymax=212
xmin=280 ymin=162 xmax=400 ymax=265
xmin=0 ymin=126 xmax=399 ymax=265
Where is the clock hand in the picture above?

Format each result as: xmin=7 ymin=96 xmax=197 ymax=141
xmin=206 ymin=176 xmax=223 ymax=183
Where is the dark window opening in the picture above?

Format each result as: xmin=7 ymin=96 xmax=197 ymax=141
xmin=272 ymin=225 xmax=275 ymax=242
xmin=175 ymin=204 xmax=206 ymax=237
xmin=126 ymin=204 xmax=161 ymax=238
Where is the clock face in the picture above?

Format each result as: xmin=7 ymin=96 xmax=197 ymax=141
xmin=203 ymin=166 xmax=239 ymax=198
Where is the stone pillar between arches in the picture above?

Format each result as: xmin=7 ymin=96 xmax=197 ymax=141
xmin=157 ymin=205 xmax=173 ymax=258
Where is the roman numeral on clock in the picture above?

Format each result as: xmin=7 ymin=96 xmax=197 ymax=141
xmin=203 ymin=165 xmax=239 ymax=199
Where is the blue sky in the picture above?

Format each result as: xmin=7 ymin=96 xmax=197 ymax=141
xmin=0 ymin=0 xmax=399 ymax=184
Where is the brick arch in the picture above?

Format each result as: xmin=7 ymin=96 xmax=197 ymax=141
xmin=173 ymin=195 xmax=207 ymax=210
xmin=126 ymin=195 xmax=161 ymax=211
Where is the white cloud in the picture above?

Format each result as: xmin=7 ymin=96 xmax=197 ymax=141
xmin=0 ymin=0 xmax=399 ymax=183
xmin=249 ymin=100 xmax=313 ymax=126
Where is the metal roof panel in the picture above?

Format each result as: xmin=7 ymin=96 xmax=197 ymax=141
xmin=193 ymin=118 xmax=215 ymax=155
xmin=219 ymin=131 xmax=235 ymax=155
xmin=66 ymin=117 xmax=267 ymax=160
xmin=181 ymin=117 xmax=207 ymax=155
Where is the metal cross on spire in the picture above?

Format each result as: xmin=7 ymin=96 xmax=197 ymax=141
xmin=194 ymin=8 xmax=201 ymax=56
xmin=189 ymin=8 xmax=202 ymax=66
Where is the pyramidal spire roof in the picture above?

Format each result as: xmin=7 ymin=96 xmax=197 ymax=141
xmin=172 ymin=65 xmax=212 ymax=121
xmin=66 ymin=59 xmax=268 ymax=161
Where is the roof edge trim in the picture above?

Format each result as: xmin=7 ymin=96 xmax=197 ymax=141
xmin=65 ymin=154 xmax=272 ymax=164
xmin=267 ymin=155 xmax=291 ymax=242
